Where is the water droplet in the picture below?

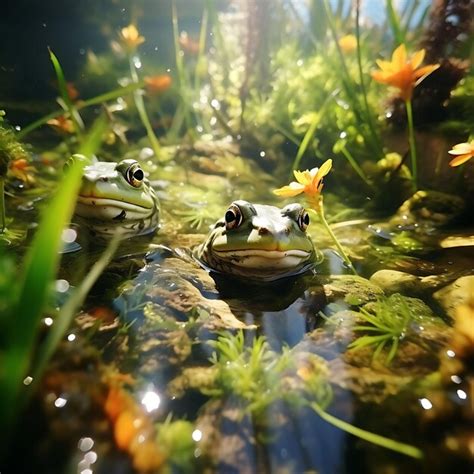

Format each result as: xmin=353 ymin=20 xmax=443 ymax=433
xmin=23 ymin=376 xmax=33 ymax=385
xmin=84 ymin=451 xmax=97 ymax=464
xmin=192 ymin=429 xmax=202 ymax=442
xmin=44 ymin=317 xmax=54 ymax=326
xmin=62 ymin=228 xmax=77 ymax=243
xmin=418 ymin=398 xmax=432 ymax=410
xmin=451 ymin=375 xmax=462 ymax=384
xmin=56 ymin=279 xmax=70 ymax=293
xmin=446 ymin=349 xmax=455 ymax=358
xmin=54 ymin=397 xmax=67 ymax=408
xmin=141 ymin=390 xmax=161 ymax=412
xmin=456 ymin=389 xmax=467 ymax=400
xmin=78 ymin=437 xmax=94 ymax=452
xmin=67 ymin=333 xmax=76 ymax=342
xmin=260 ymin=151 xmax=266 ymax=158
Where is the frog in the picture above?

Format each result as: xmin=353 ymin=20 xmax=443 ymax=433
xmin=194 ymin=200 xmax=321 ymax=281
xmin=73 ymin=157 xmax=160 ymax=238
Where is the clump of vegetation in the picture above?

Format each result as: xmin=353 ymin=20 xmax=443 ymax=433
xmin=349 ymin=293 xmax=434 ymax=364
xmin=203 ymin=331 xmax=422 ymax=458
xmin=0 ymin=113 xmax=29 ymax=233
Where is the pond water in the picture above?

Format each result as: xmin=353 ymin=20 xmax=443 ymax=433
xmin=0 ymin=1 xmax=473 ymax=473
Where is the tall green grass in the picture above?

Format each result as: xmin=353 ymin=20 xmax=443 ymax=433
xmin=0 ymin=115 xmax=113 ymax=437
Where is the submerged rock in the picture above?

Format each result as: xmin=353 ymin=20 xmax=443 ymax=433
xmin=433 ymin=275 xmax=474 ymax=320
xmin=390 ymin=190 xmax=465 ymax=227
xmin=323 ymin=275 xmax=384 ymax=306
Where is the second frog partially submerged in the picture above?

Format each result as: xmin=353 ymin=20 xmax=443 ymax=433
xmin=73 ymin=158 xmax=319 ymax=281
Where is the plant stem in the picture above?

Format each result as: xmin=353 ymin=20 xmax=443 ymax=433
xmin=312 ymin=202 xmax=357 ymax=274
xmin=310 ymin=402 xmax=423 ymax=459
xmin=355 ymin=0 xmax=383 ymax=157
xmin=128 ymin=56 xmax=161 ymax=159
xmin=405 ymin=99 xmax=418 ymax=188
xmin=339 ymin=143 xmax=372 ymax=187
xmin=0 ymin=178 xmax=5 ymax=232
xmin=17 ymin=82 xmax=144 ymax=140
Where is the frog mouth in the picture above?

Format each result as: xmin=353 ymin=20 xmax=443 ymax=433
xmin=213 ymin=249 xmax=311 ymax=269
xmin=77 ymin=196 xmax=153 ymax=212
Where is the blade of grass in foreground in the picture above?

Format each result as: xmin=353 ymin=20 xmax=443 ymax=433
xmin=0 ymin=115 xmax=107 ymax=431
xmin=29 ymin=233 xmax=120 ymax=396
xmin=49 ymin=48 xmax=84 ymax=137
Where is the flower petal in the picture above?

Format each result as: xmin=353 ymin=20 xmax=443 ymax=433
xmin=449 ymin=153 xmax=473 ymax=167
xmin=375 ymin=59 xmax=393 ymax=72
xmin=273 ymin=182 xmax=305 ymax=197
xmin=413 ymin=64 xmax=440 ymax=83
xmin=411 ymin=49 xmax=425 ymax=69
xmin=448 ymin=142 xmax=473 ymax=155
xmin=392 ymin=44 xmax=407 ymax=68
xmin=293 ymin=169 xmax=312 ymax=185
xmin=316 ymin=159 xmax=332 ymax=179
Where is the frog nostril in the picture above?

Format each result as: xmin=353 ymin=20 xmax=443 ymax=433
xmin=258 ymin=227 xmax=270 ymax=236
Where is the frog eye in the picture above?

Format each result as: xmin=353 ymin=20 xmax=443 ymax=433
xmin=298 ymin=209 xmax=310 ymax=231
xmin=224 ymin=204 xmax=243 ymax=230
xmin=126 ymin=162 xmax=145 ymax=188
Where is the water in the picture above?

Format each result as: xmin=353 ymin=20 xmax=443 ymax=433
xmin=1 ymin=1 xmax=473 ymax=473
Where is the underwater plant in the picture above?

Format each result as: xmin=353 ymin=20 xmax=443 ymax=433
xmin=204 ymin=331 xmax=422 ymax=459
xmin=0 ymin=115 xmax=29 ymax=234
xmin=0 ymin=117 xmax=117 ymax=438
xmin=448 ymin=139 xmax=474 ymax=167
xmin=274 ymin=159 xmax=356 ymax=273
xmin=349 ymin=293 xmax=421 ymax=364
xmin=371 ymin=44 xmax=439 ymax=188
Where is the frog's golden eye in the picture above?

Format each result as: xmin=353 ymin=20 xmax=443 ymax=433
xmin=298 ymin=209 xmax=310 ymax=231
xmin=126 ymin=162 xmax=145 ymax=188
xmin=224 ymin=204 xmax=243 ymax=230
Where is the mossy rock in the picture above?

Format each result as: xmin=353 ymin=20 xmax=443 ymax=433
xmin=323 ymin=275 xmax=384 ymax=306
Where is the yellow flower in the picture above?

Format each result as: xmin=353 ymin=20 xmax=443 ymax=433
xmin=371 ymin=44 xmax=440 ymax=101
xmin=120 ymin=24 xmax=145 ymax=51
xmin=273 ymin=159 xmax=332 ymax=209
xmin=338 ymin=34 xmax=357 ymax=54
xmin=448 ymin=140 xmax=474 ymax=167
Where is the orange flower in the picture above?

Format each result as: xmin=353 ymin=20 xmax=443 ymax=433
xmin=120 ymin=24 xmax=145 ymax=51
xmin=338 ymin=34 xmax=357 ymax=54
xmin=9 ymin=158 xmax=36 ymax=185
xmin=47 ymin=115 xmax=75 ymax=134
xmin=371 ymin=44 xmax=440 ymax=101
xmin=179 ymin=32 xmax=200 ymax=55
xmin=144 ymin=74 xmax=172 ymax=95
xmin=448 ymin=140 xmax=474 ymax=167
xmin=66 ymin=82 xmax=79 ymax=101
xmin=273 ymin=159 xmax=332 ymax=200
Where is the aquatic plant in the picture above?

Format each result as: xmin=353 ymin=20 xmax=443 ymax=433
xmin=0 ymin=117 xmax=114 ymax=436
xmin=447 ymin=139 xmax=474 ymax=167
xmin=203 ymin=331 xmax=294 ymax=420
xmin=349 ymin=293 xmax=417 ymax=364
xmin=371 ymin=44 xmax=439 ymax=188
xmin=0 ymin=117 xmax=28 ymax=233
xmin=274 ymin=159 xmax=356 ymax=273
xmin=205 ymin=331 xmax=422 ymax=459
xmin=119 ymin=24 xmax=162 ymax=160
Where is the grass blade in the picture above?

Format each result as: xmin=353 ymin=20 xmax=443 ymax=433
xmin=310 ymin=402 xmax=423 ymax=459
xmin=0 ymin=115 xmax=107 ymax=430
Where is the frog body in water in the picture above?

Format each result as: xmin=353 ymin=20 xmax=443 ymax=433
xmin=74 ymin=158 xmax=160 ymax=238
xmin=195 ymin=200 xmax=321 ymax=281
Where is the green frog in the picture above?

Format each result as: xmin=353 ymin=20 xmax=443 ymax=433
xmin=74 ymin=158 xmax=160 ymax=238
xmin=195 ymin=200 xmax=321 ymax=281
